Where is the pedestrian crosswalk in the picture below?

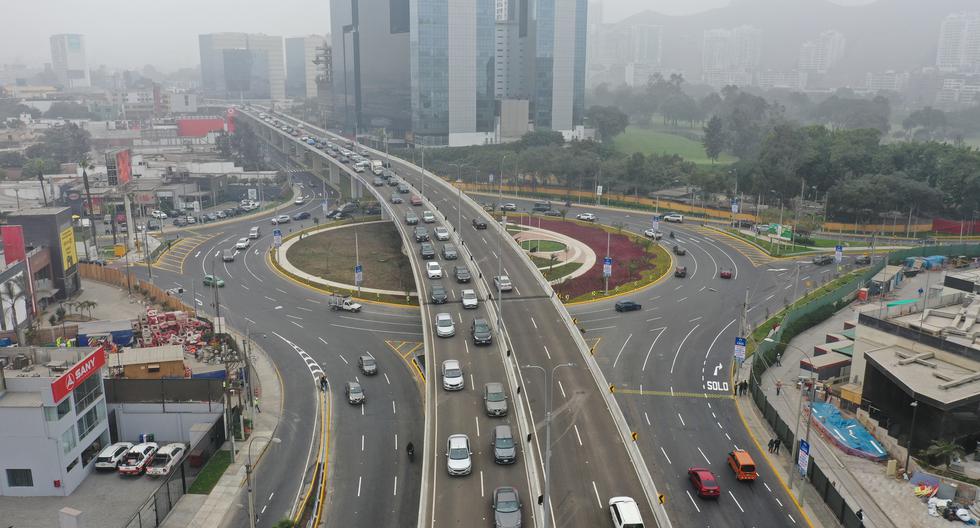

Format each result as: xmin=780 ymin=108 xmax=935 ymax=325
xmin=690 ymin=225 xmax=778 ymax=267
xmin=153 ymin=232 xmax=222 ymax=274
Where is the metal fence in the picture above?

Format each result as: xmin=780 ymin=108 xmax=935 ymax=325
xmin=121 ymin=414 xmax=226 ymax=528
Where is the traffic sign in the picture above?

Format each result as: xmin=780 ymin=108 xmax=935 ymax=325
xmin=248 ymin=188 xmax=258 ymax=201
xmin=835 ymin=245 xmax=843 ymax=264
xmin=652 ymin=216 xmax=660 ymax=232
xmin=734 ymin=336 xmax=747 ymax=360
xmin=596 ymin=185 xmax=604 ymax=196
xmin=273 ymin=234 xmax=282 ymax=248
xmin=603 ymin=256 xmax=612 ymax=278
xmin=798 ymin=439 xmax=810 ymax=476
xmin=273 ymin=228 xmax=282 ymax=238
xmin=731 ymin=198 xmax=739 ymax=214
xmin=322 ymin=199 xmax=329 ymax=215
xmin=354 ymin=264 xmax=363 ymax=286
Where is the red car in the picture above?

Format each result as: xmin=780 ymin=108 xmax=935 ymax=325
xmin=720 ymin=269 xmax=733 ymax=279
xmin=411 ymin=195 xmax=423 ymax=206
xmin=688 ymin=467 xmax=721 ymax=498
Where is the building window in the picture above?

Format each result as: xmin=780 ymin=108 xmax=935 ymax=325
xmin=80 ymin=431 xmax=106 ymax=468
xmin=73 ymin=374 xmax=103 ymax=412
xmin=62 ymin=426 xmax=77 ymax=455
xmin=66 ymin=457 xmax=79 ymax=474
xmin=75 ymin=401 xmax=104 ymax=440
xmin=44 ymin=398 xmax=72 ymax=422
xmin=6 ymin=469 xmax=33 ymax=487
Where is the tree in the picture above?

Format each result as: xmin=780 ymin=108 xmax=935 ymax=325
xmin=44 ymin=102 xmax=95 ymax=120
xmin=702 ymin=116 xmax=724 ymax=163
xmin=924 ymin=439 xmax=965 ymax=472
xmin=0 ymin=152 xmax=25 ymax=168
xmin=586 ymin=106 xmax=628 ymax=142
xmin=21 ymin=159 xmax=61 ymax=179
xmin=27 ymin=122 xmax=91 ymax=164
xmin=519 ymin=130 xmax=564 ymax=149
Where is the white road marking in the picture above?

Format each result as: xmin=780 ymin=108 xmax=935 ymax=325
xmin=678 ymin=413 xmax=686 ymax=426
xmin=725 ymin=433 xmax=732 ymax=441
xmin=592 ymin=481 xmax=602 ymax=507
xmin=392 ymin=400 xmax=397 ymax=414
xmin=384 ymin=373 xmax=391 ymax=384
xmin=480 ymin=471 xmax=485 ymax=497
xmin=265 ymin=296 xmax=276 ymax=301
xmin=674 ymin=285 xmax=683 ymax=291
xmin=245 ymin=317 xmax=256 ymax=324
xmin=241 ymin=285 xmax=250 ymax=290
xmin=612 ymin=333 xmax=633 ymax=368
xmin=728 ymin=490 xmax=745 ymax=513
xmin=285 ymin=314 xmax=303 ymax=320
xmin=686 ymin=491 xmax=701 ymax=512
xmin=764 ymin=483 xmax=773 ymax=493
xmin=677 ymin=296 xmax=688 ymax=302
xmin=361 ymin=435 xmax=365 ymax=451
xmin=573 ymin=424 xmax=583 ymax=446
xmin=339 ymin=354 xmax=349 ymax=365
xmin=357 ymin=476 xmax=362 ymax=497
xmin=291 ymin=321 xmax=303 ymax=328
xmin=765 ymin=294 xmax=775 ymax=302
xmin=785 ymin=283 xmax=793 ymax=290
xmin=558 ymin=380 xmax=567 ymax=399
xmin=318 ymin=337 xmax=328 ymax=345
xmin=329 ymin=323 xmax=423 ymax=336
xmin=580 ymin=315 xmax=619 ymax=323
xmin=670 ymin=324 xmax=700 ymax=374
xmin=788 ymin=514 xmax=796 ymax=524
xmin=646 ymin=317 xmax=662 ymax=323
xmin=306 ymin=298 xmax=321 ymax=304
xmin=645 ymin=412 xmax=651 ymax=426
xmin=543 ymin=345 xmax=551 ymax=360
xmin=801 ymin=276 xmax=810 ymax=281
xmin=642 ymin=328 xmax=666 ymax=372
xmin=698 ymin=446 xmax=710 ymax=464
xmin=688 ymin=316 xmax=702 ymax=322
xmin=393 ymin=476 xmax=398 ymax=496
xmin=194 ymin=251 xmax=201 ymax=258
xmin=660 ymin=446 xmax=672 ymax=464
xmin=276 ymin=288 xmax=287 ymax=294
xmin=297 ymin=306 xmax=313 ymax=312
xmin=585 ymin=325 xmax=617 ymax=332
xmin=531 ymin=317 xmax=537 ymax=329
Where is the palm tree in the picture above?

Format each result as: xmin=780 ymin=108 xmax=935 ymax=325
xmin=924 ymin=439 xmax=965 ymax=472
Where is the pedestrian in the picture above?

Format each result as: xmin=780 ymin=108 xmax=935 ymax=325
xmin=775 ymin=352 xmax=782 ymax=366
xmin=918 ymin=287 xmax=924 ymax=297
xmin=824 ymin=386 xmax=831 ymax=402
xmin=775 ymin=379 xmax=783 ymax=396
xmin=768 ymin=438 xmax=775 ymax=453
xmin=255 ymin=397 xmax=261 ymax=413
xmin=774 ymin=439 xmax=781 ymax=454
xmin=742 ymin=381 xmax=748 ymax=395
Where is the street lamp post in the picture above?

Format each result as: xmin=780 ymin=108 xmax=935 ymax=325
xmin=522 ymin=362 xmax=575 ymax=528
xmin=246 ymin=436 xmax=281 ymax=528
xmin=905 ymin=400 xmax=919 ymax=475
xmin=448 ymin=163 xmax=467 ymax=231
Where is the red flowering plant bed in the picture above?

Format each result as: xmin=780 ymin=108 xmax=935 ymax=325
xmin=504 ymin=215 xmax=671 ymax=302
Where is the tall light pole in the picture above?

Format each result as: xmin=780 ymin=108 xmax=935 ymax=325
xmin=522 ymin=362 xmax=575 ymax=528
xmin=905 ymin=400 xmax=919 ymax=476
xmin=448 ymin=163 xmax=467 ymax=231
xmin=246 ymin=436 xmax=281 ymax=528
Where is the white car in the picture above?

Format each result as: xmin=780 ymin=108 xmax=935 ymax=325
xmin=442 ymin=359 xmax=464 ymax=390
xmin=426 ymin=262 xmax=443 ymax=279
xmin=272 ymin=214 xmax=291 ymax=224
xmin=94 ymin=442 xmax=134 ymax=471
xmin=663 ymin=213 xmax=684 ymax=223
xmin=446 ymin=433 xmax=473 ymax=476
xmin=235 ymin=238 xmax=251 ymax=250
xmin=150 ymin=210 xmax=168 ymax=219
xmin=643 ymin=229 xmax=663 ymax=240
xmin=609 ymin=496 xmax=645 ymax=528
xmin=118 ymin=442 xmax=159 ymax=476
xmin=576 ymin=212 xmax=597 ymax=222
xmin=435 ymin=312 xmax=456 ymax=338
xmin=434 ymin=226 xmax=450 ymax=241
xmin=145 ymin=443 xmax=186 ymax=477
xmin=494 ymin=275 xmax=513 ymax=292
xmin=461 ymin=289 xmax=478 ymax=309
xmin=422 ymin=210 xmax=436 ymax=223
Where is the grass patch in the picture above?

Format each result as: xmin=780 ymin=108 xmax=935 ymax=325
xmin=188 ymin=450 xmax=232 ymax=494
xmin=520 ymin=239 xmax=566 ymax=252
xmin=529 ymin=254 xmax=559 ymax=267
xmin=287 ymin=221 xmax=412 ymax=292
xmin=542 ymin=261 xmax=583 ymax=281
xmin=612 ymin=125 xmax=738 ymax=165
xmin=724 ymin=229 xmax=818 ymax=256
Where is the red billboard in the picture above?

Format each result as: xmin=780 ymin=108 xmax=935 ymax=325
xmin=1 ymin=225 xmax=26 ymax=265
xmin=115 ymin=149 xmax=131 ymax=185
xmin=177 ymin=117 xmax=226 ymax=137
xmin=51 ymin=347 xmax=106 ymax=402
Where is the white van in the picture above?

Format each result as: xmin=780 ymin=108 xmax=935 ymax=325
xmin=609 ymin=497 xmax=644 ymax=528
xmin=249 ymin=226 xmax=261 ymax=239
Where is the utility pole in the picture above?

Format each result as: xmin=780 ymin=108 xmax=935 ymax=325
xmin=792 ymin=178 xmax=805 ymax=252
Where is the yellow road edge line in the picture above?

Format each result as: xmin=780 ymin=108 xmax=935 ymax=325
xmin=696 ymin=225 xmax=778 ymax=265
xmin=312 ymin=388 xmax=331 ymax=524
xmin=292 ymin=389 xmax=325 ymax=524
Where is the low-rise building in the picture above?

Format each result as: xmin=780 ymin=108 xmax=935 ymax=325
xmin=109 ymin=345 xmax=185 ymax=380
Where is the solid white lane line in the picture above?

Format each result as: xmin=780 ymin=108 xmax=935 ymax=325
xmin=318 ymin=337 xmax=328 ymax=345
xmin=705 ymin=318 xmax=737 ymax=360
xmin=531 ymin=317 xmax=537 ymax=329
xmin=543 ymin=346 xmax=552 ymax=360
xmin=612 ymin=333 xmax=633 ymax=368
xmin=392 ymin=400 xmax=397 ymax=414
xmin=573 ymin=424 xmax=583 ymax=446
xmin=660 ymin=447 xmax=672 ymax=464
xmin=678 ymin=413 xmax=686 ymax=426
xmin=686 ymin=491 xmax=701 ymax=513
xmin=642 ymin=327 xmax=666 ymax=372
xmin=592 ymin=481 xmax=602 ymax=507
xmin=729 ymin=490 xmax=745 ymax=513
xmin=698 ymin=446 xmax=710 ymax=464
xmin=393 ymin=476 xmax=398 ymax=496
xmin=670 ymin=324 xmax=700 ymax=374
xmin=357 ymin=476 xmax=362 ymax=497
xmin=558 ymin=380 xmax=567 ymax=399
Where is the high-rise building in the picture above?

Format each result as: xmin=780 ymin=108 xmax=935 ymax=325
xmin=49 ymin=34 xmax=90 ymax=90
xmin=199 ymin=33 xmax=285 ymax=100
xmin=936 ymin=12 xmax=980 ymax=72
xmin=798 ymin=30 xmax=846 ymax=74
xmin=629 ymin=25 xmax=663 ymax=66
xmin=286 ymin=35 xmax=327 ymax=99
xmin=702 ymin=26 xmax=761 ymax=86
xmin=528 ymin=0 xmax=588 ymax=133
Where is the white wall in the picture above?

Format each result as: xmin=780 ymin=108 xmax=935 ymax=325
xmin=110 ymin=402 xmax=222 ymax=444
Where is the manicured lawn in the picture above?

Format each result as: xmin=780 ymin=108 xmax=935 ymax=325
xmin=543 ymin=261 xmax=583 ymax=281
xmin=612 ymin=126 xmax=738 ymax=165
xmin=288 ymin=222 xmax=412 ymax=291
xmin=520 ymin=239 xmax=566 ymax=252
xmin=188 ymin=450 xmax=232 ymax=494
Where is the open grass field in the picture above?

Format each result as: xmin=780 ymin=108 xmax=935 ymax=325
xmin=288 ymin=221 xmax=412 ymax=292
xmin=612 ymin=125 xmax=737 ymax=165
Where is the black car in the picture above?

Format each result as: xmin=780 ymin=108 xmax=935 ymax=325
xmin=405 ymin=212 xmax=420 ymax=225
xmin=358 ymin=355 xmax=378 ymax=375
xmin=675 ymin=266 xmax=688 ymax=278
xmin=454 ymin=265 xmax=471 ymax=283
xmin=812 ymin=255 xmax=834 ymax=266
xmin=471 ymin=318 xmax=493 ymax=345
xmin=673 ymin=245 xmax=686 ymax=256
xmin=614 ymin=300 xmax=641 ymax=312
xmin=414 ymin=226 xmax=429 ymax=242
xmin=472 ymin=218 xmax=488 ymax=229
xmin=420 ymin=242 xmax=435 ymax=259
xmin=292 ymin=211 xmax=311 ymax=221
xmin=855 ymin=255 xmax=871 ymax=265
xmin=430 ymin=285 xmax=448 ymax=304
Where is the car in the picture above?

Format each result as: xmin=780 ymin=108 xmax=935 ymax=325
xmin=446 ymin=433 xmax=472 ymax=476
xmin=205 ymin=213 xmax=218 ymax=222
xmin=216 ymin=210 xmax=227 ymax=219
xmin=292 ymin=211 xmax=311 ymax=221
xmin=235 ymin=238 xmax=251 ymax=250
xmin=673 ymin=245 xmax=686 ymax=256
xmin=414 ymin=226 xmax=429 ymax=242
xmin=494 ymin=275 xmax=513 ymax=292
xmin=390 ymin=193 xmax=404 ymax=204
xmin=483 ymin=382 xmax=508 ymax=416
xmin=388 ymin=178 xmax=400 ymax=187
xmin=222 ymin=249 xmax=235 ymax=262
xmin=727 ymin=449 xmax=758 ymax=481
xmin=95 ymin=442 xmax=134 ymax=471
xmin=203 ymin=274 xmax=225 ymax=287
xmin=441 ymin=359 xmax=464 ymax=389
xmin=185 ymin=216 xmax=197 ymax=224
xmin=614 ymin=300 xmax=641 ymax=312
xmin=272 ymin=214 xmax=291 ymax=224
xmin=118 ymin=442 xmax=159 ymax=476
xmin=398 ymin=184 xmax=411 ymax=193
xmin=346 ymin=381 xmax=365 ymax=404
xmin=543 ymin=209 xmax=561 ymax=217
xmin=430 ymin=285 xmax=449 ymax=304
xmin=674 ymin=266 xmax=687 ymax=278
xmin=422 ymin=210 xmax=436 ymax=223
xmin=499 ymin=203 xmax=517 ymax=211
xmin=471 ymin=318 xmax=493 ymax=345
xmin=576 ymin=212 xmax=597 ymax=222
xmin=436 ymin=313 xmax=456 ymax=339
xmin=372 ymin=177 xmax=385 ymax=186
xmin=663 ymin=213 xmax=684 ymax=223
xmin=461 ymin=289 xmax=478 ymax=309
xmin=426 ymin=261 xmax=443 ymax=279
xmin=491 ymin=424 xmax=517 ymax=464
xmin=172 ymin=218 xmax=187 ymax=227
xmin=472 ymin=218 xmax=488 ymax=229
xmin=294 ymin=196 xmax=305 ymax=205
xmin=855 ymin=254 xmax=871 ymax=265
xmin=688 ymin=467 xmax=721 ymax=498
xmin=151 ymin=210 xmax=168 ymax=219
xmin=410 ymin=195 xmax=423 ymax=206
xmin=454 ymin=265 xmax=471 ymax=283
xmin=644 ymin=229 xmax=663 ymax=240
xmin=405 ymin=212 xmax=420 ymax=225
xmin=434 ymin=226 xmax=450 ymax=240
xmin=491 ymin=486 xmax=522 ymax=527
xmin=720 ymin=268 xmax=733 ymax=279
xmin=146 ymin=443 xmax=186 ymax=477
xmin=442 ymin=244 xmax=458 ymax=260
xmin=609 ymin=496 xmax=645 ymax=528
xmin=812 ymin=255 xmax=834 ymax=266
xmin=249 ymin=227 xmax=261 ymax=239
xmin=420 ymin=242 xmax=436 ymax=259
xmin=358 ymin=355 xmax=378 ymax=375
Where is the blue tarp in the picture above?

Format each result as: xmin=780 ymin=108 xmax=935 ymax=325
xmin=810 ymin=402 xmax=888 ymax=460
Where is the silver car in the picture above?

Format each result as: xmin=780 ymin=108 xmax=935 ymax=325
xmin=492 ymin=486 xmax=522 ymax=528
xmin=484 ymin=382 xmax=508 ymax=416
xmin=442 ymin=359 xmax=464 ymax=390
xmin=446 ymin=433 xmax=472 ymax=476
xmin=494 ymin=275 xmax=513 ymax=292
xmin=491 ymin=425 xmax=517 ymax=464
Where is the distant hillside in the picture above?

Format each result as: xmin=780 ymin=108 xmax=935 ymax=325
xmin=617 ymin=0 xmax=978 ymax=79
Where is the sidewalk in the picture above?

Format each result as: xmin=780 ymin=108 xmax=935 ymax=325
xmin=511 ymin=225 xmax=596 ymax=282
xmin=736 ymin=270 xmax=947 ymax=528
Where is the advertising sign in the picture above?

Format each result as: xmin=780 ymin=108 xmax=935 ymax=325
xmin=273 ymin=228 xmax=283 ymax=248
xmin=59 ymin=227 xmax=78 ymax=270
xmin=798 ymin=439 xmax=810 ymax=476
xmin=248 ymin=188 xmax=258 ymax=201
xmin=51 ymin=347 xmax=106 ymax=402
xmin=734 ymin=336 xmax=747 ymax=360
xmin=115 ymin=149 xmax=132 ymax=185
xmin=354 ymin=264 xmax=363 ymax=286
xmin=731 ymin=199 xmax=739 ymax=214
xmin=1 ymin=225 xmax=26 ymax=265
xmin=652 ymin=216 xmax=660 ymax=232
xmin=596 ymin=185 xmax=604 ymax=197
xmin=835 ymin=245 xmax=843 ymax=264
xmin=603 ymin=256 xmax=612 ymax=278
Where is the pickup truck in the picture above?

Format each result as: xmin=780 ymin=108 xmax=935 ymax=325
xmin=328 ymin=295 xmax=362 ymax=313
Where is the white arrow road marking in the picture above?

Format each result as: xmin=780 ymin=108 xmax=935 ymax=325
xmin=713 ymin=363 xmax=723 ymax=376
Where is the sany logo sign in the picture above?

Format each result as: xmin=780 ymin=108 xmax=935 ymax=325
xmin=51 ymin=347 xmax=106 ymax=402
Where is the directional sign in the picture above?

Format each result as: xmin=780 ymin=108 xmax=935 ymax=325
xmin=248 ymin=188 xmax=258 ymax=201
xmin=603 ymin=256 xmax=612 ymax=278
xmin=322 ymin=199 xmax=329 ymax=216
xmin=596 ymin=185 xmax=604 ymax=197
xmin=354 ymin=264 xmax=363 ymax=286
xmin=798 ymin=439 xmax=810 ymax=476
xmin=734 ymin=336 xmax=747 ymax=360
xmin=731 ymin=198 xmax=739 ymax=214
xmin=273 ymin=228 xmax=283 ymax=248
xmin=834 ymin=245 xmax=843 ymax=264
xmin=652 ymin=216 xmax=660 ymax=232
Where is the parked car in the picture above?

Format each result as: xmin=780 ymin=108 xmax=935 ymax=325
xmin=663 ymin=213 xmax=684 ymax=223
xmin=441 ymin=359 xmax=464 ymax=389
xmin=688 ymin=467 xmax=721 ymax=498
xmin=576 ymin=212 xmax=597 ymax=222
xmin=118 ymin=442 xmax=159 ymax=476
xmin=436 ymin=314 xmax=456 ymax=339
xmin=454 ymin=265 xmax=471 ymax=283
xmin=483 ymin=382 xmax=508 ymax=416
xmin=491 ymin=424 xmax=517 ymax=464
xmin=461 ymin=289 xmax=479 ymax=309
xmin=614 ymin=300 xmax=641 ymax=312
xmin=494 ymin=275 xmax=513 ymax=292
xmin=471 ymin=318 xmax=493 ymax=345
xmin=358 ymin=355 xmax=378 ymax=375
xmin=446 ymin=433 xmax=472 ymax=476
xmin=492 ymin=486 xmax=522 ymax=527
xmin=855 ymin=254 xmax=871 ymax=265
xmin=472 ymin=218 xmax=488 ymax=229
xmin=95 ymin=442 xmax=134 ymax=471
xmin=430 ymin=285 xmax=448 ymax=304
xmin=346 ymin=381 xmax=365 ymax=404
xmin=145 ymin=443 xmax=186 ymax=477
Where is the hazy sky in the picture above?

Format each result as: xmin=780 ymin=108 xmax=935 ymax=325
xmin=2 ymin=0 xmax=875 ymax=72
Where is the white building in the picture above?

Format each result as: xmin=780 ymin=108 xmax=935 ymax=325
xmin=936 ymin=77 xmax=980 ymax=105
xmin=799 ymin=30 xmax=846 ymax=74
xmin=755 ymin=70 xmax=807 ymax=90
xmin=199 ymin=33 xmax=285 ymax=100
xmin=286 ymin=35 xmax=327 ymax=99
xmin=0 ymin=347 xmax=109 ymax=496
xmin=865 ymin=70 xmax=910 ymax=92
xmin=49 ymin=34 xmax=91 ymax=90
xmin=702 ymin=26 xmax=762 ymax=86
xmin=936 ymin=12 xmax=980 ymax=72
